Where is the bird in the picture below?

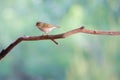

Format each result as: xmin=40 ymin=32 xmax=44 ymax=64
xmin=36 ymin=21 xmax=59 ymax=35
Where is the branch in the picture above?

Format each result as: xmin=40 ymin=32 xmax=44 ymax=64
xmin=0 ymin=26 xmax=120 ymax=61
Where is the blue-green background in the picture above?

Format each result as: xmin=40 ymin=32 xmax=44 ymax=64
xmin=0 ymin=0 xmax=120 ymax=80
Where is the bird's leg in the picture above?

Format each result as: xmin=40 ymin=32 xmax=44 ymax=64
xmin=41 ymin=32 xmax=48 ymax=36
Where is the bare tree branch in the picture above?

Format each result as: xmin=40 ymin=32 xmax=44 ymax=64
xmin=0 ymin=26 xmax=120 ymax=61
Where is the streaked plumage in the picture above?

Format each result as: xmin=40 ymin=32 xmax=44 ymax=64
xmin=36 ymin=22 xmax=58 ymax=34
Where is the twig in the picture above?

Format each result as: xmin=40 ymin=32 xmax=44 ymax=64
xmin=0 ymin=26 xmax=120 ymax=61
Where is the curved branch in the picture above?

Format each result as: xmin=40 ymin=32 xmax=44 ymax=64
xmin=0 ymin=26 xmax=120 ymax=61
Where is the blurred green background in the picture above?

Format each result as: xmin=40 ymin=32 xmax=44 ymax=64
xmin=0 ymin=0 xmax=120 ymax=80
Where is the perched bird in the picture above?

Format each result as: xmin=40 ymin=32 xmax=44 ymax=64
xmin=36 ymin=21 xmax=59 ymax=34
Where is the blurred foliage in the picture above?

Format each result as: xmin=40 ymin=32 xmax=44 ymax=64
xmin=0 ymin=0 xmax=120 ymax=80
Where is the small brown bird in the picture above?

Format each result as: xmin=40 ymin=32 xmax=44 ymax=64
xmin=36 ymin=21 xmax=59 ymax=34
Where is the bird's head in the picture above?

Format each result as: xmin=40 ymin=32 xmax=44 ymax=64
xmin=36 ymin=21 xmax=42 ymax=26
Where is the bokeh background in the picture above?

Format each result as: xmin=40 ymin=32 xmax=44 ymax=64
xmin=0 ymin=0 xmax=120 ymax=80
